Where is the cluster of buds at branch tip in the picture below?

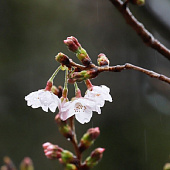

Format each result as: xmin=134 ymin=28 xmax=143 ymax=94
xmin=130 ymin=0 xmax=145 ymax=6
xmin=79 ymin=127 xmax=100 ymax=153
xmin=55 ymin=53 xmax=71 ymax=68
xmin=42 ymin=142 xmax=63 ymax=160
xmin=97 ymin=53 xmax=110 ymax=66
xmin=68 ymin=69 xmax=99 ymax=83
xmin=55 ymin=114 xmax=73 ymax=139
xmin=64 ymin=36 xmax=92 ymax=66
xmin=82 ymin=148 xmax=105 ymax=169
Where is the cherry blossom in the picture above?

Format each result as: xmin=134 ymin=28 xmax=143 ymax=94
xmin=59 ymin=98 xmax=96 ymax=124
xmin=85 ymin=85 xmax=112 ymax=114
xmin=25 ymin=90 xmax=60 ymax=113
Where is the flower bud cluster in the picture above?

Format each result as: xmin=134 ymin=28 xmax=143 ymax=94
xmin=82 ymin=148 xmax=105 ymax=169
xmin=42 ymin=142 xmax=63 ymax=159
xmin=64 ymin=36 xmax=92 ymax=66
xmin=25 ymin=36 xmax=112 ymax=170
xmin=68 ymin=69 xmax=99 ymax=83
xmin=64 ymin=36 xmax=81 ymax=53
xmin=79 ymin=127 xmax=100 ymax=153
xmin=43 ymin=142 xmax=79 ymax=169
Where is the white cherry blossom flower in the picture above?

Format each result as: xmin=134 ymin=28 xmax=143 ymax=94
xmin=85 ymin=85 xmax=112 ymax=114
xmin=25 ymin=90 xmax=60 ymax=112
xmin=59 ymin=98 xmax=96 ymax=124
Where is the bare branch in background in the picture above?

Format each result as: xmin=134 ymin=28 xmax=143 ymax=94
xmin=109 ymin=0 xmax=170 ymax=61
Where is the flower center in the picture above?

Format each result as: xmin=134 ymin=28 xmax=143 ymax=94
xmin=96 ymin=94 xmax=101 ymax=97
xmin=74 ymin=102 xmax=86 ymax=112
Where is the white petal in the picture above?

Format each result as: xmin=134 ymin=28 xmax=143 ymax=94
xmin=75 ymin=110 xmax=93 ymax=124
xmin=42 ymin=105 xmax=48 ymax=112
xmin=94 ymin=106 xmax=101 ymax=114
xmin=49 ymin=103 xmax=57 ymax=113
xmin=60 ymin=109 xmax=75 ymax=121
xmin=25 ymin=89 xmax=60 ymax=113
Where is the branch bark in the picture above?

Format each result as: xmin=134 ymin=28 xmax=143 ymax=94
xmin=68 ymin=60 xmax=170 ymax=84
xmin=109 ymin=0 xmax=170 ymax=61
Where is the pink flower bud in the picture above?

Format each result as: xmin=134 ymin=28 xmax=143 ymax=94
xmin=42 ymin=142 xmax=63 ymax=160
xmin=78 ymin=127 xmax=100 ymax=153
xmin=82 ymin=148 xmax=105 ymax=169
xmin=97 ymin=53 xmax=110 ymax=66
xmin=42 ymin=142 xmax=51 ymax=149
xmin=64 ymin=36 xmax=81 ymax=53
xmin=55 ymin=52 xmax=71 ymax=68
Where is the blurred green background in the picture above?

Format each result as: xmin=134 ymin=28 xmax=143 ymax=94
xmin=0 ymin=0 xmax=170 ymax=169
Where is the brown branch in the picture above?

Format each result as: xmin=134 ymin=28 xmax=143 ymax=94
xmin=109 ymin=0 xmax=170 ymax=61
xmin=68 ymin=60 xmax=170 ymax=84
xmin=98 ymin=63 xmax=170 ymax=84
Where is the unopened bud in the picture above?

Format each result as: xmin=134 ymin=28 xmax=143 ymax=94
xmin=55 ymin=53 xmax=71 ymax=68
xmin=130 ymin=0 xmax=145 ymax=5
xmin=55 ymin=114 xmax=73 ymax=139
xmin=51 ymin=85 xmax=63 ymax=98
xmin=20 ymin=157 xmax=34 ymax=170
xmin=2 ymin=157 xmax=16 ymax=170
xmin=65 ymin=163 xmax=78 ymax=170
xmin=79 ymin=127 xmax=100 ymax=153
xmin=42 ymin=142 xmax=63 ymax=159
xmin=61 ymin=150 xmax=74 ymax=164
xmin=76 ymin=48 xmax=92 ymax=66
xmin=164 ymin=163 xmax=170 ymax=170
xmin=69 ymin=69 xmax=98 ymax=83
xmin=83 ymin=148 xmax=105 ymax=169
xmin=97 ymin=53 xmax=110 ymax=66
xmin=64 ymin=36 xmax=81 ymax=53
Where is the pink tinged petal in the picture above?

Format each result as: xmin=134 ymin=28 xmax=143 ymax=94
xmin=59 ymin=101 xmax=75 ymax=121
xmin=45 ymin=151 xmax=53 ymax=158
xmin=42 ymin=142 xmax=51 ymax=149
xmin=60 ymin=109 xmax=75 ymax=121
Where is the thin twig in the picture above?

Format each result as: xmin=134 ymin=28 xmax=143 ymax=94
xmin=68 ymin=59 xmax=170 ymax=84
xmin=109 ymin=0 xmax=170 ymax=60
xmin=98 ymin=63 xmax=170 ymax=84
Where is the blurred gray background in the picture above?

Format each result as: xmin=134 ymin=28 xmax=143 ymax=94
xmin=0 ymin=0 xmax=170 ymax=169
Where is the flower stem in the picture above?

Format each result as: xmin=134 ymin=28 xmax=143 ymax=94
xmin=64 ymin=67 xmax=68 ymax=90
xmin=74 ymin=82 xmax=82 ymax=98
xmin=85 ymin=79 xmax=93 ymax=90
xmin=49 ymin=65 xmax=61 ymax=82
xmin=69 ymin=117 xmax=82 ymax=166
xmin=62 ymin=67 xmax=68 ymax=98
